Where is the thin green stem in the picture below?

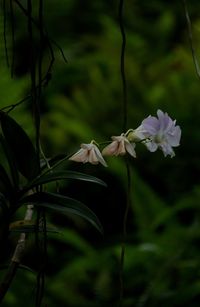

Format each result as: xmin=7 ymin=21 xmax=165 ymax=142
xmin=119 ymin=0 xmax=127 ymax=132
xmin=3 ymin=0 xmax=10 ymax=67
xmin=119 ymin=159 xmax=132 ymax=307
xmin=118 ymin=1 xmax=132 ymax=306
xmin=182 ymin=0 xmax=200 ymax=79
xmin=10 ymin=0 xmax=15 ymax=77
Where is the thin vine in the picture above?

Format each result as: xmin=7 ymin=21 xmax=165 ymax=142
xmin=9 ymin=0 xmax=15 ymax=77
xmin=182 ymin=0 xmax=200 ymax=80
xmin=3 ymin=0 xmax=9 ymax=67
xmin=118 ymin=0 xmax=132 ymax=306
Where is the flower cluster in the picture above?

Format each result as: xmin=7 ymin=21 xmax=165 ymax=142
xmin=69 ymin=110 xmax=181 ymax=166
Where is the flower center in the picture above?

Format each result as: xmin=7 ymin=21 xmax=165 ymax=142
xmin=154 ymin=133 xmax=164 ymax=144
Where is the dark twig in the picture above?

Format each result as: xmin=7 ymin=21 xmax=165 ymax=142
xmin=35 ymin=1 xmax=47 ymax=305
xmin=182 ymin=0 xmax=200 ymax=79
xmin=0 ymin=75 xmax=52 ymax=114
xmin=0 ymin=94 xmax=31 ymax=113
xmin=50 ymin=38 xmax=68 ymax=63
xmin=13 ymin=0 xmax=66 ymax=76
xmin=118 ymin=1 xmax=132 ymax=307
xmin=119 ymin=0 xmax=127 ymax=132
xmin=10 ymin=0 xmax=15 ymax=77
xmin=3 ymin=0 xmax=10 ymax=67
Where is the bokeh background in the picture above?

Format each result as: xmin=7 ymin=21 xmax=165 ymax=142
xmin=1 ymin=0 xmax=200 ymax=306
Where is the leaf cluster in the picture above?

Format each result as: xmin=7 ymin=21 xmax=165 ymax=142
xmin=0 ymin=112 xmax=105 ymax=239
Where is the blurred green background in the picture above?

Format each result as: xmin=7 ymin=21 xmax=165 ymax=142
xmin=1 ymin=0 xmax=200 ymax=306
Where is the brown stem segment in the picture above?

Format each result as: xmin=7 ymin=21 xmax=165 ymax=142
xmin=0 ymin=205 xmax=34 ymax=303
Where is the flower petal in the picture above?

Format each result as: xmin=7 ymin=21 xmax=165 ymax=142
xmin=102 ymin=141 xmax=119 ymax=156
xmin=157 ymin=110 xmax=174 ymax=132
xmin=138 ymin=110 xmax=181 ymax=157
xmin=167 ymin=126 xmax=181 ymax=147
xmin=160 ymin=142 xmax=175 ymax=157
xmin=94 ymin=146 xmax=108 ymax=167
xmin=88 ymin=148 xmax=99 ymax=165
xmin=69 ymin=142 xmax=107 ymax=167
xmin=117 ymin=139 xmax=126 ymax=155
xmin=130 ymin=126 xmax=146 ymax=141
xmin=69 ymin=148 xmax=89 ymax=163
xmin=125 ymin=141 xmax=136 ymax=157
xmin=141 ymin=116 xmax=159 ymax=135
xmin=145 ymin=141 xmax=158 ymax=152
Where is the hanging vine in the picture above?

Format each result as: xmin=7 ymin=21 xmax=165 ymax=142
xmin=118 ymin=0 xmax=132 ymax=305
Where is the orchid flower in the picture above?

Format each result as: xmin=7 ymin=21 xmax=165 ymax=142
xmin=135 ymin=109 xmax=181 ymax=157
xmin=69 ymin=142 xmax=107 ymax=167
xmin=102 ymin=134 xmax=136 ymax=158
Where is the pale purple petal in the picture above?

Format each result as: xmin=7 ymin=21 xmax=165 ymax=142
xmin=145 ymin=141 xmax=158 ymax=152
xmin=166 ymin=126 xmax=181 ymax=147
xmin=141 ymin=116 xmax=159 ymax=135
xmin=160 ymin=142 xmax=175 ymax=158
xmin=157 ymin=110 xmax=174 ymax=132
xmin=139 ymin=110 xmax=181 ymax=157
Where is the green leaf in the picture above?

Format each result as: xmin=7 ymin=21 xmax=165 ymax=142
xmin=0 ymin=264 xmax=36 ymax=274
xmin=50 ymin=228 xmax=94 ymax=254
xmin=24 ymin=170 xmax=107 ymax=191
xmin=20 ymin=192 xmax=103 ymax=234
xmin=0 ymin=192 xmax=9 ymax=216
xmin=40 ymin=154 xmax=66 ymax=170
xmin=0 ymin=193 xmax=9 ymax=241
xmin=0 ymin=112 xmax=40 ymax=180
xmin=0 ymin=135 xmax=19 ymax=187
xmin=0 ymin=163 xmax=13 ymax=196
xmin=18 ymin=265 xmax=36 ymax=274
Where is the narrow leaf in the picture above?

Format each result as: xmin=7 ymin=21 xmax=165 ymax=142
xmin=18 ymin=265 xmax=36 ymax=274
xmin=40 ymin=154 xmax=66 ymax=170
xmin=20 ymin=192 xmax=103 ymax=234
xmin=0 ymin=135 xmax=19 ymax=187
xmin=0 ymin=164 xmax=13 ymax=196
xmin=0 ymin=192 xmax=9 ymax=216
xmin=0 ymin=112 xmax=40 ymax=180
xmin=25 ymin=170 xmax=107 ymax=191
xmin=0 ymin=264 xmax=35 ymax=275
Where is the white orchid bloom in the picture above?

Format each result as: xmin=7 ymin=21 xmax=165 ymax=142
xmin=69 ymin=142 xmax=107 ymax=167
xmin=102 ymin=134 xmax=136 ymax=158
